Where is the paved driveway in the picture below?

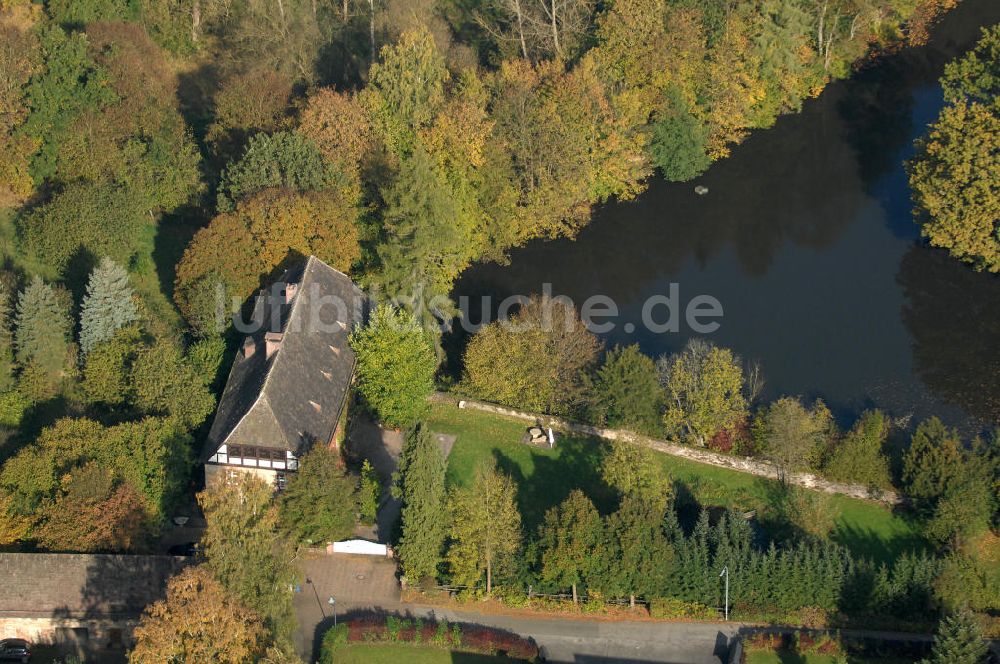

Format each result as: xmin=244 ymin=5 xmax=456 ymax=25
xmin=292 ymin=550 xmax=400 ymax=658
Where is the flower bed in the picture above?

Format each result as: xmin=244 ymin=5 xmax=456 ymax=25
xmin=320 ymin=615 xmax=539 ymax=662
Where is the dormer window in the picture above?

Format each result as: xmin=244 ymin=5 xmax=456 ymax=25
xmin=283 ymin=282 xmax=299 ymax=303
xmin=265 ymin=332 xmax=283 ymax=358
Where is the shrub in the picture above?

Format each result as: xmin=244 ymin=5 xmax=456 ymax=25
xmin=385 ymin=616 xmax=404 ymax=641
xmin=795 ymin=632 xmax=844 ymax=655
xmin=318 ymin=624 xmax=348 ymax=663
xmin=649 ymin=598 xmax=719 ymax=620
xmin=0 ymin=389 xmax=30 ymax=428
xmin=326 ymin=617 xmax=537 ymax=660
xmin=217 ymin=131 xmax=343 ymax=211
xmin=358 ymin=459 xmax=380 ymax=525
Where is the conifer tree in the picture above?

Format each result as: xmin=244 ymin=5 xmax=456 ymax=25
xmin=0 ymin=275 xmax=16 ymax=391
xmin=537 ymin=490 xmax=603 ymax=603
xmin=597 ymin=493 xmax=673 ymax=606
xmin=921 ymin=610 xmax=989 ymax=664
xmin=14 ymin=276 xmax=72 ymax=377
xmin=79 ymin=257 xmax=139 ymax=356
xmin=394 ymin=425 xmax=448 ymax=583
xmin=591 ymin=344 xmax=664 ymax=435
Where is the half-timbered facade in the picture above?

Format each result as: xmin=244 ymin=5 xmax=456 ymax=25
xmin=202 ymin=255 xmax=365 ymax=489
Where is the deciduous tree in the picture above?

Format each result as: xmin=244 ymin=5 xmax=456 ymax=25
xmin=199 ymin=474 xmax=299 ymax=645
xmin=463 ymin=295 xmax=600 ymax=415
xmin=175 ymin=188 xmax=361 ymax=327
xmin=82 ymin=325 xmax=142 ymax=406
xmin=207 ymin=68 xmax=292 ymax=159
xmin=447 ymin=461 xmax=521 ymax=594
xmin=658 ymin=339 xmax=746 ymax=445
xmin=279 ymin=445 xmax=357 ymax=544
xmin=908 ymin=100 xmax=1000 ymax=273
xmin=131 ymin=566 xmax=268 ymax=664
xmin=909 ymin=26 xmax=1000 ymax=273
xmin=35 ymin=462 xmax=149 ymax=552
xmin=756 ymin=397 xmax=834 ymax=480
xmin=297 ymin=88 xmax=374 ymax=185
xmin=350 ymin=305 xmax=437 ymax=429
xmin=366 ymin=27 xmax=448 ymax=154
xmin=600 ymin=440 xmax=671 ymax=504
xmin=131 ymin=340 xmax=216 ymax=429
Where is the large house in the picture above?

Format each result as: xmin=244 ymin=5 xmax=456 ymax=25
xmin=202 ymin=256 xmax=366 ymax=488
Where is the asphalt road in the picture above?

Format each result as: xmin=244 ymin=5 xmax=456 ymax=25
xmin=293 ymin=550 xmax=739 ymax=663
xmin=396 ymin=605 xmax=739 ymax=664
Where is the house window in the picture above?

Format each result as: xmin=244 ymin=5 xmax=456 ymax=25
xmin=275 ymin=472 xmax=287 ymax=491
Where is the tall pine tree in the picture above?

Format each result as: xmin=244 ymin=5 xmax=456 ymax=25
xmin=79 ymin=257 xmax=139 ymax=356
xmin=14 ymin=276 xmax=72 ymax=377
xmin=922 ymin=610 xmax=989 ymax=664
xmin=0 ymin=275 xmax=16 ymax=391
xmin=394 ymin=425 xmax=448 ymax=583
xmin=537 ymin=490 xmax=603 ymax=603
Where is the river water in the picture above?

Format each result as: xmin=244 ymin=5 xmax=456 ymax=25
xmin=452 ymin=1 xmax=1000 ymax=432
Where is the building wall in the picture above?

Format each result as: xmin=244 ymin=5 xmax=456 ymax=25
xmin=0 ymin=616 xmax=137 ymax=650
xmin=204 ymin=462 xmax=281 ymax=489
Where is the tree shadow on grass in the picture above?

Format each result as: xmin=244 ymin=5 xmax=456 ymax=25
xmin=830 ymin=521 xmax=930 ymax=566
xmin=491 ymin=435 xmax=614 ymax=533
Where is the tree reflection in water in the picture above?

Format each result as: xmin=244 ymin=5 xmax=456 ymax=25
xmin=898 ymin=246 xmax=1000 ymax=428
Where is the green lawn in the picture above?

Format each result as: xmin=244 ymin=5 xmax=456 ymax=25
xmin=324 ymin=643 xmax=526 ymax=663
xmin=428 ymin=402 xmax=927 ymax=564
xmin=745 ymin=652 xmax=910 ymax=664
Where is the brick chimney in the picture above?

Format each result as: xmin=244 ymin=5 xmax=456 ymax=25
xmin=264 ymin=331 xmax=284 ymax=359
xmin=243 ymin=336 xmax=256 ymax=358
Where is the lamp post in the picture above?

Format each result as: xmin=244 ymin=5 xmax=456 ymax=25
xmin=719 ymin=566 xmax=729 ymax=621
xmin=328 ymin=596 xmax=336 ymax=628
xmin=306 ymin=577 xmax=325 ymax=619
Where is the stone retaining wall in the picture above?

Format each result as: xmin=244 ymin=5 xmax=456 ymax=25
xmin=430 ymin=393 xmax=902 ymax=505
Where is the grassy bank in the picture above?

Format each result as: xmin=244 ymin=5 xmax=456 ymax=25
xmin=427 ymin=402 xmax=927 ymax=565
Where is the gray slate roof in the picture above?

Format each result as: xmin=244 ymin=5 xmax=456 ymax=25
xmin=203 ymin=256 xmax=365 ymax=461
xmin=0 ymin=553 xmax=186 ymax=619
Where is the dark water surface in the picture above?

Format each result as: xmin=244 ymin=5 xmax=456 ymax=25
xmin=453 ymin=1 xmax=1000 ymax=432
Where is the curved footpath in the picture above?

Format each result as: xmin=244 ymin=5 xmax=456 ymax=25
xmin=430 ymin=393 xmax=902 ymax=505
